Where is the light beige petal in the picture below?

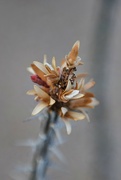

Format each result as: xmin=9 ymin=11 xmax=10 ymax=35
xmin=84 ymin=80 xmax=95 ymax=90
xmin=63 ymin=120 xmax=72 ymax=135
xmin=66 ymin=111 xmax=85 ymax=121
xmin=34 ymin=85 xmax=50 ymax=100
xmin=78 ymin=78 xmax=85 ymax=89
xmin=88 ymin=98 xmax=99 ymax=107
xmin=78 ymin=108 xmax=90 ymax=122
xmin=32 ymin=102 xmax=47 ymax=115
xmin=72 ymin=40 xmax=80 ymax=50
xmin=61 ymin=89 xmax=73 ymax=102
xmin=52 ymin=57 xmax=57 ymax=71
xmin=65 ymin=80 xmax=72 ymax=91
xmin=33 ymin=61 xmax=49 ymax=74
xmin=61 ymin=107 xmax=68 ymax=115
xmin=45 ymin=62 xmax=53 ymax=71
xmin=26 ymin=89 xmax=36 ymax=95
xmin=43 ymin=54 xmax=47 ymax=64
xmin=31 ymin=63 xmax=46 ymax=82
xmin=71 ymin=93 xmax=84 ymax=99
xmin=49 ymin=97 xmax=55 ymax=105
xmin=27 ymin=67 xmax=36 ymax=74
xmin=65 ymin=90 xmax=79 ymax=100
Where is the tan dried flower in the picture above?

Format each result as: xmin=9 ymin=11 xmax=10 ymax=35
xmin=27 ymin=41 xmax=99 ymax=134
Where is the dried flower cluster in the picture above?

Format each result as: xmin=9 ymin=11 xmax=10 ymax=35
xmin=27 ymin=41 xmax=98 ymax=134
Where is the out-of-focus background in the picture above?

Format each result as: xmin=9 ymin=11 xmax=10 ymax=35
xmin=0 ymin=0 xmax=121 ymax=179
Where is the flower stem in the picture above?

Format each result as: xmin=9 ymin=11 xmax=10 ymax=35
xmin=29 ymin=110 xmax=58 ymax=180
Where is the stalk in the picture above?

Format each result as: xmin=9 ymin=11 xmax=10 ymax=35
xmin=29 ymin=110 xmax=58 ymax=180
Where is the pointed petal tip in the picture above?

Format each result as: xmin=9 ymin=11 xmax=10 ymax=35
xmin=89 ymin=98 xmax=99 ymax=108
xmin=76 ymin=40 xmax=80 ymax=46
xmin=61 ymin=107 xmax=68 ymax=115
xmin=73 ymin=40 xmax=80 ymax=49
xmin=52 ymin=56 xmax=55 ymax=60
xmin=63 ymin=120 xmax=72 ymax=135
xmin=27 ymin=67 xmax=35 ymax=74
xmin=26 ymin=88 xmax=36 ymax=95
xmin=49 ymin=97 xmax=55 ymax=105
xmin=31 ymin=102 xmax=47 ymax=115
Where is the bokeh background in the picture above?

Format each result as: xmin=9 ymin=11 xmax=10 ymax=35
xmin=0 ymin=0 xmax=121 ymax=179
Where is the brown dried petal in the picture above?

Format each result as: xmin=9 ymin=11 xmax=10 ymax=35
xmin=68 ymin=41 xmax=80 ymax=64
xmin=31 ymin=64 xmax=46 ymax=82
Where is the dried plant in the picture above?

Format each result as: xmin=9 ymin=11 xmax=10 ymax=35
xmin=26 ymin=41 xmax=99 ymax=179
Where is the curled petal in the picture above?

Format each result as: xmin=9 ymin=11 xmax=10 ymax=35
xmin=80 ymin=109 xmax=90 ymax=122
xmin=33 ymin=61 xmax=49 ymax=74
xmin=32 ymin=102 xmax=47 ymax=115
xmin=34 ymin=85 xmax=50 ymax=101
xmin=65 ymin=90 xmax=79 ymax=100
xmin=60 ymin=89 xmax=73 ymax=102
xmin=71 ymin=93 xmax=84 ymax=99
xmin=31 ymin=63 xmax=46 ymax=82
xmin=63 ymin=120 xmax=72 ymax=135
xmin=45 ymin=62 xmax=54 ymax=72
xmin=27 ymin=67 xmax=35 ymax=74
xmin=65 ymin=111 xmax=85 ymax=121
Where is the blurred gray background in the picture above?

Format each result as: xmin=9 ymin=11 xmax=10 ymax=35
xmin=0 ymin=0 xmax=121 ymax=179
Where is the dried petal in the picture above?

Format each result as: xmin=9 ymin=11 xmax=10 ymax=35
xmin=52 ymin=57 xmax=57 ymax=71
xmin=49 ymin=97 xmax=55 ymax=105
xmin=34 ymin=85 xmax=50 ymax=101
xmin=32 ymin=102 xmax=47 ymax=115
xmin=84 ymin=80 xmax=95 ymax=90
xmin=33 ymin=61 xmax=49 ymax=74
xmin=27 ymin=67 xmax=35 ymax=74
xmin=26 ymin=89 xmax=36 ymax=95
xmin=63 ymin=120 xmax=72 ymax=135
xmin=65 ymin=111 xmax=85 ymax=121
xmin=65 ymin=90 xmax=79 ymax=100
xmin=31 ymin=63 xmax=46 ymax=82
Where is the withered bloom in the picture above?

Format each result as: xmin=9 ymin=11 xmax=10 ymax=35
xmin=27 ymin=41 xmax=99 ymax=134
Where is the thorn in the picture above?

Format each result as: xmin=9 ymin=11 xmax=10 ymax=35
xmin=50 ymin=147 xmax=66 ymax=163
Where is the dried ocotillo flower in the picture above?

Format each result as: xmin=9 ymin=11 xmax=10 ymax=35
xmin=27 ymin=41 xmax=99 ymax=134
